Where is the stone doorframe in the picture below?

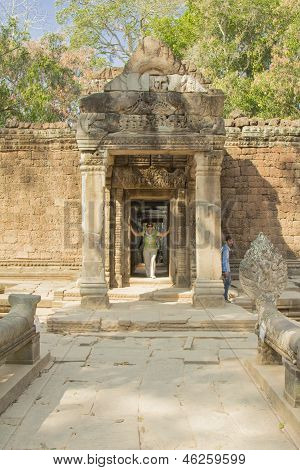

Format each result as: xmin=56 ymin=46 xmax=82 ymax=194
xmin=76 ymin=37 xmax=226 ymax=309
xmin=118 ymin=188 xmax=185 ymax=289
xmin=78 ymin=148 xmax=224 ymax=309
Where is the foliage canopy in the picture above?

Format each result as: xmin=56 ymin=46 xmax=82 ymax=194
xmin=0 ymin=16 xmax=101 ymax=125
xmin=0 ymin=0 xmax=299 ymax=122
xmin=151 ymin=0 xmax=300 ymax=118
xmin=57 ymin=0 xmax=299 ymax=118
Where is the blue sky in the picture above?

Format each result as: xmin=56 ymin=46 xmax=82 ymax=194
xmin=30 ymin=0 xmax=60 ymax=38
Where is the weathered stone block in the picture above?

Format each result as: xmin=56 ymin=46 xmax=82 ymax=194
xmin=104 ymin=72 xmax=150 ymax=92
xmin=284 ymin=361 xmax=300 ymax=407
xmin=235 ymin=117 xmax=250 ymax=127
xmin=5 ymin=334 xmax=40 ymax=365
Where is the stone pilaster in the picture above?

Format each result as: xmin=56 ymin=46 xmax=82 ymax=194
xmin=114 ymin=188 xmax=124 ymax=287
xmin=79 ymin=150 xmax=109 ymax=308
xmin=104 ymin=187 xmax=111 ymax=285
xmin=193 ymin=151 xmax=224 ymax=308
xmin=176 ymin=189 xmax=188 ymax=287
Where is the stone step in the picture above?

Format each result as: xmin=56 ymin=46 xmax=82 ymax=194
xmin=129 ymin=277 xmax=172 ymax=286
xmin=47 ymin=311 xmax=256 ymax=335
xmin=244 ymin=359 xmax=300 ymax=447
xmin=108 ymin=287 xmax=192 ymax=303
xmin=234 ymin=296 xmax=300 ymax=321
xmin=0 ymin=351 xmax=51 ymax=415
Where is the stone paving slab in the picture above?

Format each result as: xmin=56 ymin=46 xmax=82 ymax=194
xmin=245 ymin=359 xmax=300 ymax=447
xmin=184 ymin=350 xmax=219 ymax=364
xmin=0 ymin=351 xmax=51 ymax=415
xmin=47 ymin=300 xmax=257 ymax=333
xmin=67 ymin=416 xmax=140 ymax=450
xmin=0 ymin=332 xmax=297 ymax=450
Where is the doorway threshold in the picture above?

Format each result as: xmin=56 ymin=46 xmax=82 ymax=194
xmin=109 ymin=282 xmax=192 ymax=303
xmin=129 ymin=276 xmax=173 ymax=286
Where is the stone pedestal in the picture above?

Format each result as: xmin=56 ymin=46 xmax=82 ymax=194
xmin=193 ymin=280 xmax=225 ymax=308
xmin=6 ymin=333 xmax=40 ymax=365
xmin=284 ymin=360 xmax=300 ymax=407
xmin=193 ymin=152 xmax=224 ymax=308
xmin=79 ymin=151 xmax=109 ymax=309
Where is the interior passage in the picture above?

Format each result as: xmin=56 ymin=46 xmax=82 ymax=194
xmin=130 ymin=200 xmax=170 ymax=278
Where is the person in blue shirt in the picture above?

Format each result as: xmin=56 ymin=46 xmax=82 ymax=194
xmin=221 ymin=235 xmax=234 ymax=302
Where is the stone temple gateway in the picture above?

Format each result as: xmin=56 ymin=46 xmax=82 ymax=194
xmin=76 ymin=37 xmax=226 ymax=309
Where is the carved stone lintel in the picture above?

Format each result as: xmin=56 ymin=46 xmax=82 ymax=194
xmin=112 ymin=166 xmax=187 ymax=189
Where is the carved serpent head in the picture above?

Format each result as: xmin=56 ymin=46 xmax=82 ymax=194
xmin=239 ymin=233 xmax=288 ymax=307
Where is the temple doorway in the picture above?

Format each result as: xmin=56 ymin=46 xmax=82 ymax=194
xmin=130 ymin=200 xmax=170 ymax=278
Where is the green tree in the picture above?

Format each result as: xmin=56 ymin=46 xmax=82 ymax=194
xmin=0 ymin=18 xmax=100 ymax=125
xmin=56 ymin=0 xmax=183 ymax=64
xmin=151 ymin=0 xmax=300 ymax=118
xmin=0 ymin=17 xmax=30 ymax=121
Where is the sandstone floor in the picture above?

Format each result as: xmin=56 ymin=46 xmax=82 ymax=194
xmin=0 ymin=330 xmax=297 ymax=450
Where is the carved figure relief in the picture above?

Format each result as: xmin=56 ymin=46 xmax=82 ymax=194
xmin=125 ymin=94 xmax=178 ymax=115
xmin=76 ymin=37 xmax=225 ymax=154
xmin=112 ymin=166 xmax=187 ymax=189
xmin=149 ymin=75 xmax=169 ymax=92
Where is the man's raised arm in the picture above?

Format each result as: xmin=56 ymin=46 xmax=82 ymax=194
xmin=158 ymin=229 xmax=170 ymax=238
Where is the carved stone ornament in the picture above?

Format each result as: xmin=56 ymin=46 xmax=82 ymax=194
xmin=240 ymin=233 xmax=300 ymax=369
xmin=0 ymin=294 xmax=40 ymax=350
xmin=239 ymin=233 xmax=288 ymax=306
xmin=80 ymin=151 xmax=108 ymax=171
xmin=76 ymin=37 xmax=225 ymax=151
xmin=77 ymin=112 xmax=121 ymax=140
xmin=112 ymin=166 xmax=187 ymax=189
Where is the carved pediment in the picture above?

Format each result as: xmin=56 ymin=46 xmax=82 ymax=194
xmin=104 ymin=37 xmax=209 ymax=94
xmin=77 ymin=37 xmax=225 ymax=150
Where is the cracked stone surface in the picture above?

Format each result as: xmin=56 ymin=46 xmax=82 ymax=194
xmin=0 ymin=330 xmax=297 ymax=450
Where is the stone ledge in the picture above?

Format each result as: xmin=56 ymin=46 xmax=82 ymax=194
xmin=244 ymin=359 xmax=300 ymax=447
xmin=0 ymin=351 xmax=51 ymax=416
xmin=47 ymin=309 xmax=256 ymax=334
xmin=225 ymin=117 xmax=300 ymax=128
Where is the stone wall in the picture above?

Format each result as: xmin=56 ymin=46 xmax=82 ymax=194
xmin=222 ymin=117 xmax=300 ymax=262
xmin=0 ymin=122 xmax=81 ymax=274
xmin=0 ymin=117 xmax=299 ymax=274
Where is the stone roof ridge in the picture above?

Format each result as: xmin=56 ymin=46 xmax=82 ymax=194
xmin=2 ymin=119 xmax=70 ymax=129
xmin=224 ymin=116 xmax=300 ymax=128
xmin=104 ymin=36 xmax=210 ymax=93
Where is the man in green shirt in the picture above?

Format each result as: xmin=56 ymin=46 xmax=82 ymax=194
xmin=130 ymin=223 xmax=169 ymax=278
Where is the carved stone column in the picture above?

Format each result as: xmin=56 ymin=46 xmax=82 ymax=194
xmin=104 ymin=187 xmax=111 ymax=286
xmin=79 ymin=150 xmax=109 ymax=308
xmin=188 ymin=188 xmax=196 ymax=285
xmin=175 ymin=189 xmax=188 ymax=287
xmin=193 ymin=151 xmax=224 ymax=308
xmin=114 ymin=188 xmax=124 ymax=287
